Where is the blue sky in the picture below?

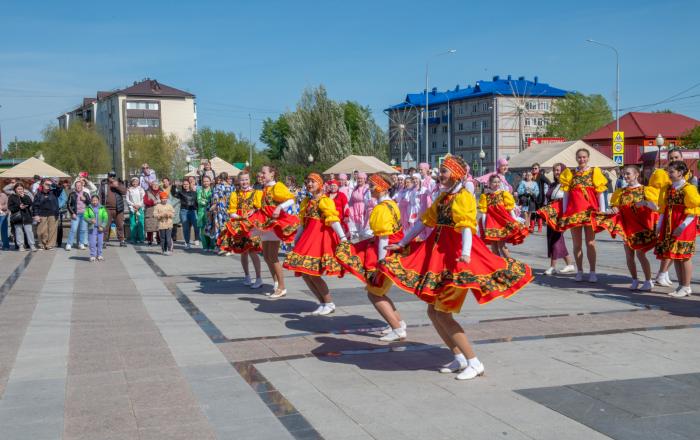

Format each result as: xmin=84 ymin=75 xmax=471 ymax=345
xmin=1 ymin=0 xmax=699 ymax=149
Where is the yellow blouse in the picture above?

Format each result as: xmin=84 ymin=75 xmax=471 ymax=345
xmin=422 ymin=188 xmax=477 ymax=233
xmin=609 ymin=186 xmax=657 ymax=208
xmin=648 ymin=169 xmax=695 ymax=205
xmin=253 ymin=182 xmax=295 ymax=208
xmin=559 ymin=167 xmax=608 ymax=193
xmin=369 ymin=200 xmax=401 ymax=237
xmin=657 ymin=183 xmax=700 ymax=216
xmin=227 ymin=189 xmax=257 ymax=214
xmin=478 ymin=190 xmax=515 ymax=213
xmin=299 ymin=196 xmax=340 ymax=225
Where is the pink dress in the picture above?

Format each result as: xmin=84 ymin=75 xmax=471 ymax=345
xmin=418 ymin=177 xmax=437 ymax=240
xmin=395 ymin=188 xmax=411 ymax=231
xmin=348 ymin=184 xmax=371 ymax=236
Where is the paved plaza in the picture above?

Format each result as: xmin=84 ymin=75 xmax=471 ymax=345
xmin=1 ymin=232 xmax=700 ymax=440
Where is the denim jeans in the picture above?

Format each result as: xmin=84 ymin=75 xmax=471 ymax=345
xmin=180 ymin=208 xmax=199 ymax=244
xmin=66 ymin=213 xmax=88 ymax=246
xmin=88 ymin=227 xmax=103 ymax=257
xmin=0 ymin=215 xmax=9 ymax=249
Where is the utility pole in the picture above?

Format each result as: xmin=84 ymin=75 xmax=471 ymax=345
xmin=248 ymin=113 xmax=253 ymax=168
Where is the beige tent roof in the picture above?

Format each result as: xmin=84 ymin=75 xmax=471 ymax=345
xmin=0 ymin=157 xmax=70 ymax=178
xmin=508 ymin=140 xmax=619 ymax=170
xmin=185 ymin=156 xmax=241 ymax=177
xmin=323 ymin=155 xmax=398 ymax=175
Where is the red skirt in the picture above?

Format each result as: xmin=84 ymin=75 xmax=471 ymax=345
xmin=654 ymin=207 xmax=697 ymax=260
xmin=217 ymin=219 xmax=262 ymax=254
xmin=335 ymin=231 xmax=404 ymax=296
xmin=592 ymin=206 xmax=658 ymax=252
xmin=538 ymin=188 xmax=599 ymax=232
xmin=379 ymin=225 xmax=533 ymax=313
xmin=482 ymin=205 xmax=529 ymax=245
xmin=248 ymin=206 xmax=300 ymax=243
xmin=283 ymin=218 xmax=344 ymax=277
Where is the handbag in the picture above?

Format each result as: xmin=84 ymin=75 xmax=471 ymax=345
xmin=10 ymin=211 xmax=23 ymax=224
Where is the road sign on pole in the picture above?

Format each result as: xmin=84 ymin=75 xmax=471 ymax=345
xmin=613 ymin=154 xmax=624 ymax=165
xmin=612 ymin=131 xmax=624 ymax=164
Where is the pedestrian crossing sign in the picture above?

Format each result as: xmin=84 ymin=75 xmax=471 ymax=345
xmin=613 ymin=131 xmax=624 ymax=142
xmin=613 ymin=154 xmax=624 ymax=165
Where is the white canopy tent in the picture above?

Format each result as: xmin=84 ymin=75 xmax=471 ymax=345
xmin=0 ymin=157 xmax=70 ymax=179
xmin=507 ymin=140 xmax=619 ymax=170
xmin=185 ymin=156 xmax=241 ymax=177
xmin=323 ymin=155 xmax=398 ymax=175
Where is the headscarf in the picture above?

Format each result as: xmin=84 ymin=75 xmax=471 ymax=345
xmin=357 ymin=172 xmax=367 ymax=179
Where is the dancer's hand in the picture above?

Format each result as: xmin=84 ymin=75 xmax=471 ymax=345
xmin=457 ymin=254 xmax=471 ymax=264
xmin=385 ymin=244 xmax=401 ymax=251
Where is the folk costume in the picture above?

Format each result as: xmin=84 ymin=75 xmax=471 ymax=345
xmin=592 ymin=184 xmax=659 ymax=252
xmin=217 ymin=186 xmax=262 ymax=254
xmin=478 ymin=190 xmax=529 ymax=245
xmin=249 ymin=181 xmax=299 ymax=243
xmin=336 ymin=175 xmax=404 ymax=296
xmin=380 ymin=156 xmax=533 ymax=313
xmin=654 ymin=180 xmax=700 ymax=260
xmin=283 ymin=174 xmax=346 ymax=277
xmin=538 ymin=167 xmax=608 ymax=231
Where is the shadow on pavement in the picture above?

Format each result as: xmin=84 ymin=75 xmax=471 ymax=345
xmin=186 ymin=275 xmax=271 ymax=295
xmin=311 ymin=336 xmax=450 ymax=372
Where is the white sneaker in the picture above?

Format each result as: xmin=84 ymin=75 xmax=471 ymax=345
xmin=656 ymin=274 xmax=673 ymax=287
xmin=97 ymin=255 xmax=104 ymax=261
xmin=310 ymin=304 xmax=325 ymax=316
xmin=639 ymin=280 xmax=654 ymax=292
xmin=243 ymin=275 xmax=252 ymax=286
xmin=559 ymin=264 xmax=576 ymax=274
xmin=193 ymin=240 xmax=201 ymax=246
xmin=439 ymin=359 xmax=468 ymax=374
xmin=78 ymin=244 xmax=86 ymax=250
xmin=380 ymin=321 xmax=407 ymax=335
xmin=89 ymin=257 xmax=96 ymax=262
xmin=630 ymin=279 xmax=640 ymax=290
xmin=669 ymin=286 xmax=692 ymax=298
xmin=574 ymin=272 xmax=584 ymax=282
xmin=318 ymin=303 xmax=336 ymax=316
xmin=251 ymin=278 xmax=264 ymax=289
xmin=65 ymin=244 xmax=72 ymax=251
xmin=588 ymin=273 xmax=598 ymax=283
xmin=456 ymin=363 xmax=485 ymax=380
xmin=269 ymin=289 xmax=287 ymax=299
xmin=379 ymin=328 xmax=406 ymax=342
xmin=544 ymin=267 xmax=556 ymax=276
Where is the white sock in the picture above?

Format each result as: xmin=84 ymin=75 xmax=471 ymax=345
xmin=658 ymin=271 xmax=668 ymax=280
xmin=455 ymin=353 xmax=467 ymax=365
xmin=468 ymin=356 xmax=482 ymax=369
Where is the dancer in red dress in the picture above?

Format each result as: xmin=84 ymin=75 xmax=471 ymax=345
xmin=647 ymin=148 xmax=694 ymax=288
xmin=217 ymin=171 xmax=264 ymax=289
xmin=249 ymin=165 xmax=300 ymax=299
xmin=382 ymin=155 xmax=533 ymax=380
xmin=335 ymin=174 xmax=407 ymax=342
xmin=653 ymin=161 xmax=700 ymax=298
xmin=537 ymin=148 xmax=608 ymax=282
xmin=283 ymin=173 xmax=347 ymax=315
xmin=478 ymin=174 xmax=529 ymax=258
xmin=593 ymin=165 xmax=658 ymax=291
xmin=326 ymin=179 xmax=350 ymax=235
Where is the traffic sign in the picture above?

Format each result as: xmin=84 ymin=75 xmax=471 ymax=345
xmin=613 ymin=131 xmax=624 ymax=142
xmin=613 ymin=142 xmax=624 ymax=153
xmin=613 ymin=154 xmax=624 ymax=165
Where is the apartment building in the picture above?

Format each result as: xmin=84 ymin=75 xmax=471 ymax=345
xmin=58 ymin=78 xmax=196 ymax=179
xmin=386 ymin=75 xmax=569 ymax=172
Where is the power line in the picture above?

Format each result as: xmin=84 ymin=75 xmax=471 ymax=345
xmin=620 ymin=81 xmax=700 ymax=111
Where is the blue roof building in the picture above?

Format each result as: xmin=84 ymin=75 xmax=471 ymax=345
xmin=386 ymin=75 xmax=572 ymax=171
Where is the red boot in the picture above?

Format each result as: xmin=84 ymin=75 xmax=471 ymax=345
xmin=537 ymin=218 xmax=543 ymax=233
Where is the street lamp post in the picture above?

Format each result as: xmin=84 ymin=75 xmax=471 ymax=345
xmin=479 ymin=120 xmax=484 ymax=174
xmin=586 ymin=39 xmax=620 ymax=132
xmin=185 ymin=155 xmax=192 ymax=174
xmin=656 ymin=133 xmax=664 ymax=168
xmin=479 ymin=149 xmax=486 ymax=176
xmin=399 ymin=123 xmax=405 ymax=170
xmin=425 ymin=49 xmax=456 ymax=166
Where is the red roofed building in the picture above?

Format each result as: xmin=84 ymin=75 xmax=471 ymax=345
xmin=582 ymin=112 xmax=700 ymax=164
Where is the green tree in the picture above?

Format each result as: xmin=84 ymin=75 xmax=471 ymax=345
xmin=192 ymin=127 xmax=265 ymax=169
xmin=681 ymin=125 xmax=700 ymax=149
xmin=545 ymin=93 xmax=613 ymax=140
xmin=124 ymin=132 xmax=183 ymax=179
xmin=260 ymin=115 xmax=290 ymax=161
xmin=42 ymin=123 xmax=111 ymax=175
xmin=285 ymin=85 xmax=352 ymax=164
xmin=2 ymin=140 xmax=46 ymax=159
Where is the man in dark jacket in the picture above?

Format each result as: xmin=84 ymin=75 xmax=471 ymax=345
xmin=32 ymin=178 xmax=61 ymax=250
xmin=531 ymin=163 xmax=551 ymax=233
xmin=99 ymin=171 xmax=127 ymax=247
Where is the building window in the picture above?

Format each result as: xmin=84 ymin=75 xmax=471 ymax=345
xmin=482 ymin=119 xmax=489 ymax=129
xmin=482 ymin=102 xmax=489 ymax=112
xmin=127 ymin=118 xmax=160 ymax=128
xmin=442 ymin=126 xmax=448 ymax=133
xmin=458 ymin=106 xmax=463 ymax=115
xmin=442 ymin=142 xmax=447 ymax=148
xmin=538 ymin=101 xmax=550 ymax=111
xmin=472 ymin=121 xmax=478 ymax=129
xmin=524 ymin=118 xmax=531 ymax=127
xmin=442 ymin=109 xmax=448 ymax=117
xmin=472 ymin=104 xmax=478 ymax=113
xmin=526 ymin=101 xmax=537 ymax=110
xmin=458 ymin=138 xmax=463 ymax=146
xmin=472 ymin=136 xmax=478 ymax=146
xmin=432 ymin=127 xmax=437 ymax=134
xmin=126 ymin=101 xmax=159 ymax=110
xmin=458 ymin=123 xmax=463 ymax=131
xmin=432 ymin=141 xmax=437 ymax=149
